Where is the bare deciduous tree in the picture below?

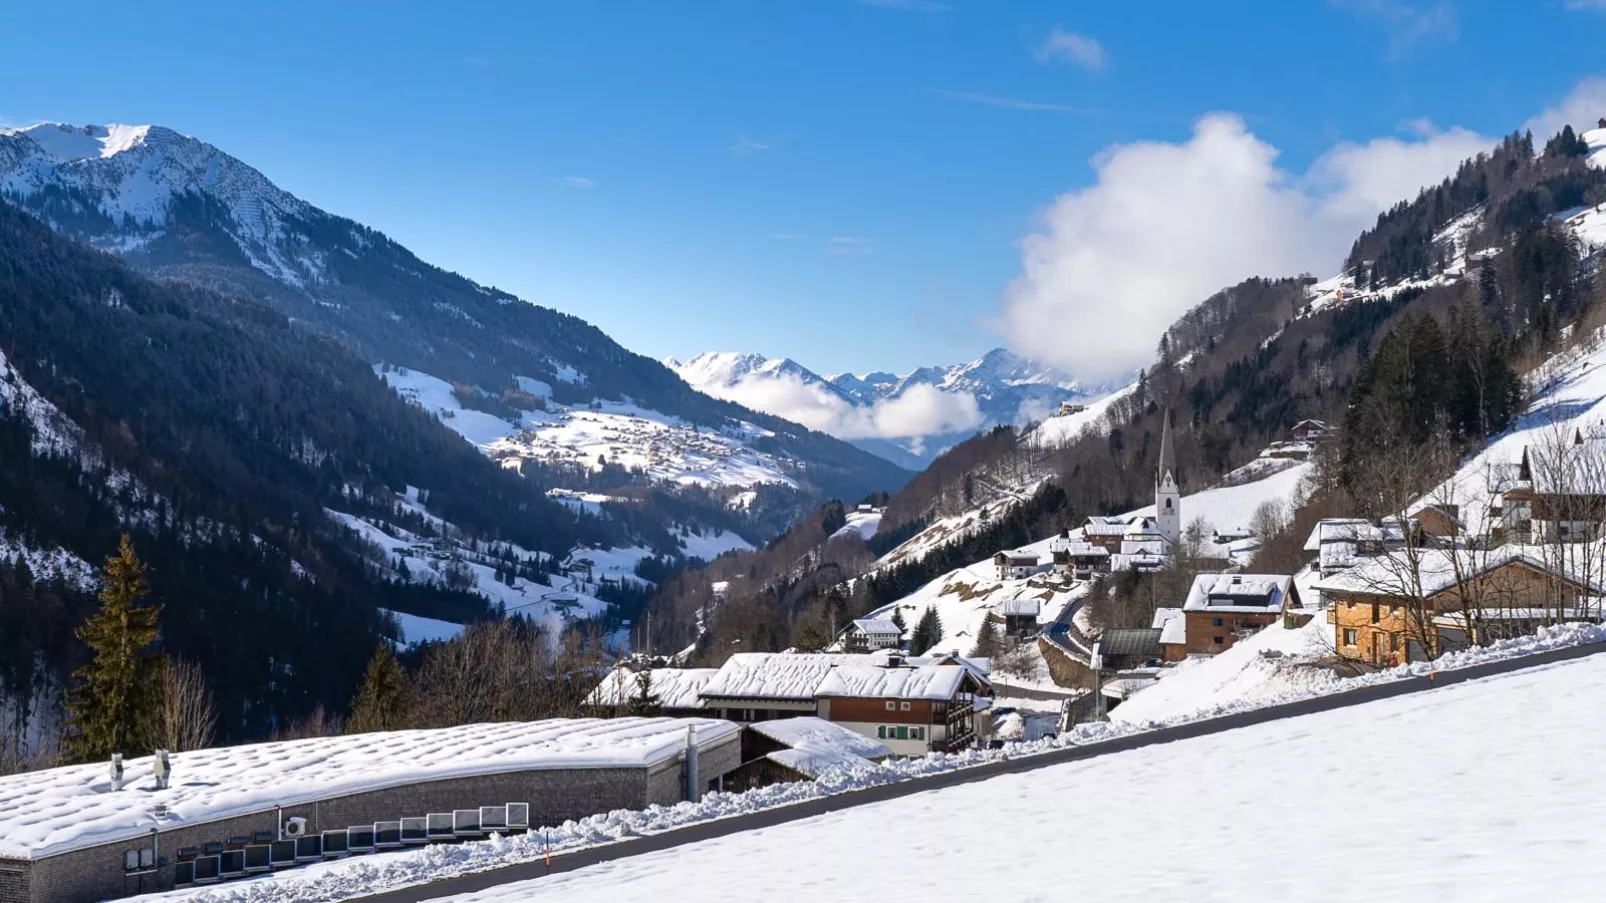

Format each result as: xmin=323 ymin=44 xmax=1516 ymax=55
xmin=156 ymin=658 xmax=217 ymax=753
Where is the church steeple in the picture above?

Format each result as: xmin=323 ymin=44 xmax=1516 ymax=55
xmin=1156 ymin=410 xmax=1180 ymax=548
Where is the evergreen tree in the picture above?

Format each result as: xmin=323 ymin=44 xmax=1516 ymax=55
xmin=347 ymin=644 xmax=408 ymax=733
xmin=910 ymin=605 xmax=944 ymax=655
xmin=626 ymin=670 xmax=662 ymax=717
xmin=889 ymin=607 xmax=906 ymax=631
xmin=970 ymin=616 xmax=1002 ymax=660
xmin=65 ymin=534 xmax=164 ymax=762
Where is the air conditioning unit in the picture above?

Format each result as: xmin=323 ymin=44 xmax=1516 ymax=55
xmin=283 ymin=817 xmax=309 ymax=839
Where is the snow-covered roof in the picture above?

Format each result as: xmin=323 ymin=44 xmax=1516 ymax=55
xmin=1111 ymin=552 xmax=1168 ymax=571
xmin=994 ymin=597 xmax=1041 ymax=617
xmin=1082 ymin=521 xmax=1130 ymax=537
xmin=1302 ymin=518 xmax=1394 ymax=553
xmin=851 ymin=618 xmax=903 ymax=637
xmin=700 ymin=653 xmax=877 ymax=701
xmin=997 ymin=549 xmax=1040 ymax=563
xmin=1151 ymin=607 xmax=1187 ymax=645
xmin=747 ymin=716 xmax=891 ymax=761
xmin=0 ymin=717 xmax=738 ymax=860
xmin=1121 ymin=538 xmax=1169 ymax=556
xmin=1311 ymin=545 xmax=1606 ymax=599
xmin=815 ymin=664 xmax=977 ymax=700
xmin=584 ymin=667 xmax=719 ymax=709
xmin=1182 ymin=573 xmax=1293 ymax=613
xmin=905 ymin=651 xmax=992 ymax=679
xmin=1054 ymin=540 xmax=1110 ymax=557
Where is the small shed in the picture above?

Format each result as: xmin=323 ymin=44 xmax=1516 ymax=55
xmin=1094 ymin=628 xmax=1165 ymax=671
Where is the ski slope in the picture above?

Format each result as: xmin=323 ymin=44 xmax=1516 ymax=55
xmin=428 ymin=652 xmax=1606 ymax=902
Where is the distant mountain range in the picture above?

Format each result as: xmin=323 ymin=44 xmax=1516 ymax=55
xmin=668 ymin=347 xmax=1114 ymax=468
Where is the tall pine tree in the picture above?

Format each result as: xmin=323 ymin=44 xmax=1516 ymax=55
xmin=347 ymin=644 xmax=408 ymax=733
xmin=65 ymin=534 xmax=164 ymax=762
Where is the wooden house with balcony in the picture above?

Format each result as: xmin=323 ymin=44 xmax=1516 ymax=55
xmin=1050 ymin=533 xmax=1111 ymax=579
xmin=814 ymin=660 xmax=989 ymax=756
xmin=1313 ymin=547 xmax=1605 ymax=666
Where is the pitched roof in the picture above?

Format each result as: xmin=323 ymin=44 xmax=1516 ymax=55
xmin=1310 ymin=545 xmax=1606 ymax=599
xmin=814 ymin=664 xmax=979 ymax=700
xmin=1155 ymin=608 xmax=1187 ymax=646
xmin=1182 ymin=573 xmax=1294 ymax=613
xmin=584 ymin=667 xmax=719 ymax=709
xmin=851 ymin=618 xmax=903 ymax=637
xmin=700 ymin=653 xmax=874 ymax=701
xmin=1096 ymin=628 xmax=1164 ymax=658
xmin=747 ymin=716 xmax=891 ymax=761
xmin=994 ymin=597 xmax=1041 ymax=617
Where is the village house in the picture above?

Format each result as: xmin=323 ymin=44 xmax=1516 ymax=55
xmin=993 ymin=597 xmax=1041 ymax=637
xmin=1492 ymin=439 xmax=1606 ymax=544
xmin=844 ymin=617 xmax=904 ymax=653
xmin=1290 ymin=419 xmax=1330 ymax=441
xmin=814 ymin=660 xmax=988 ymax=756
xmin=993 ymin=549 xmax=1045 ymax=581
xmin=1081 ymin=516 xmax=1133 ymax=553
xmin=1303 ymin=518 xmax=1408 ymax=578
xmin=1049 ymin=533 xmax=1111 ymax=579
xmin=1151 ymin=607 xmax=1188 ymax=663
xmin=1181 ymin=573 xmax=1298 ymax=655
xmin=689 ymin=652 xmax=993 ymax=754
xmin=1058 ymin=401 xmax=1087 ymax=416
xmin=1314 ymin=547 xmax=1605 ymax=665
xmin=1092 ymin=628 xmax=1165 ymax=671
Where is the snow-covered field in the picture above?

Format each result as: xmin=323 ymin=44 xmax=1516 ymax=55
xmin=832 ymin=508 xmax=883 ymax=540
xmin=126 ymin=624 xmax=1606 ymax=903
xmin=868 ymin=568 xmax=1088 ymax=656
xmin=381 ymin=608 xmax=468 ymax=645
xmin=433 ymin=650 xmax=1606 ymax=902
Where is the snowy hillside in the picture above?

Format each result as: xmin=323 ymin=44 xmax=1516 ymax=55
xmin=439 ymin=651 xmax=1606 ymax=902
xmin=381 ymin=367 xmax=800 ymax=490
xmin=670 ymin=347 xmax=1113 ymax=468
xmin=867 ymin=454 xmax=1311 ymax=657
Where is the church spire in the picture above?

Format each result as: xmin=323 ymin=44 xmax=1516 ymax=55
xmin=1155 ymin=410 xmax=1180 ymax=548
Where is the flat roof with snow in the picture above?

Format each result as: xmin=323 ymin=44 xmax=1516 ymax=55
xmin=0 ymin=716 xmax=736 ymax=861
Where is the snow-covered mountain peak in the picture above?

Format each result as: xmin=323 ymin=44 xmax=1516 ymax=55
xmin=1 ymin=122 xmax=160 ymax=162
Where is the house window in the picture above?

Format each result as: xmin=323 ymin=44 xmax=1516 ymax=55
xmin=913 ymin=727 xmax=924 ymax=741
xmin=1212 ymin=617 xmax=1223 ymax=627
xmin=885 ymin=701 xmax=895 ymax=711
xmin=899 ymin=701 xmax=911 ymax=711
xmin=1371 ymin=604 xmax=1379 ymax=624
xmin=1343 ymin=628 xmax=1358 ymax=646
xmin=1213 ymin=636 xmax=1225 ymax=645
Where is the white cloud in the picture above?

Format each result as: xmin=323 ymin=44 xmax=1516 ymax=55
xmin=1333 ymin=0 xmax=1457 ymax=57
xmin=1525 ymin=76 xmax=1606 ymax=139
xmin=999 ymin=113 xmax=1493 ymax=382
xmin=731 ymin=135 xmax=772 ymax=155
xmin=559 ymin=176 xmax=596 ymax=188
xmin=826 ymin=236 xmax=877 ymax=255
xmin=703 ymin=372 xmax=983 ymax=440
xmin=936 ymin=90 xmax=1098 ymax=115
xmin=1036 ymin=28 xmax=1107 ymax=71
xmin=858 ymin=0 xmax=952 ymax=11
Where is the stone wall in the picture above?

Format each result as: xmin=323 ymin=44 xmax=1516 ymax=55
xmin=7 ymin=730 xmax=740 ymax=903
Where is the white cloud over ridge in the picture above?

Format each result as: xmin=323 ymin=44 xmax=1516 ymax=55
xmin=702 ymin=372 xmax=982 ymax=441
xmin=999 ymin=112 xmax=1492 ymax=382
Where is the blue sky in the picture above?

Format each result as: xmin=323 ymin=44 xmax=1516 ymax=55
xmin=3 ymin=1 xmax=1605 ymax=376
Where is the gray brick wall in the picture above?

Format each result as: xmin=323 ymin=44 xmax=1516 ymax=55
xmin=12 ymin=730 xmax=740 ymax=903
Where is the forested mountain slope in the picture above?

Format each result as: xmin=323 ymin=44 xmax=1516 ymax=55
xmin=0 ymin=198 xmax=618 ymax=743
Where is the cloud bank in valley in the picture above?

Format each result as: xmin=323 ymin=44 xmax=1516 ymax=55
xmin=999 ymin=112 xmax=1492 ymax=382
xmin=701 ymin=372 xmax=983 ymax=442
